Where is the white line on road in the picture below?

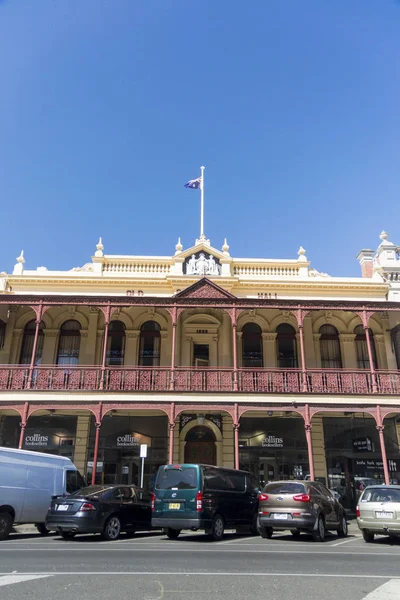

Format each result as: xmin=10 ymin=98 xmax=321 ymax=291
xmin=0 ymin=574 xmax=52 ymax=588
xmin=0 ymin=572 xmax=397 ymax=579
xmin=362 ymin=579 xmax=400 ymax=599
xmin=218 ymin=536 xmax=257 ymax=545
xmin=330 ymin=538 xmax=361 ymax=547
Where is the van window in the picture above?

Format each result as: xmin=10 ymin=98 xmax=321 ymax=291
xmin=203 ymin=468 xmax=228 ymax=491
xmin=156 ymin=467 xmax=198 ymax=490
xmin=264 ymin=482 xmax=306 ymax=494
xmin=224 ymin=471 xmax=245 ymax=492
xmin=66 ymin=470 xmax=86 ymax=494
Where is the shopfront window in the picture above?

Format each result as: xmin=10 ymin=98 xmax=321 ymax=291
xmin=57 ymin=320 xmax=81 ymax=365
xmin=242 ymin=323 xmax=263 ymax=367
xmin=238 ymin=416 xmax=308 ymax=487
xmin=22 ymin=415 xmax=77 ymax=459
xmin=276 ymin=324 xmax=297 ymax=368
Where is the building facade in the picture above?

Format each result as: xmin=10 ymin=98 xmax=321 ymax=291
xmin=1 ymin=231 xmax=400 ymax=508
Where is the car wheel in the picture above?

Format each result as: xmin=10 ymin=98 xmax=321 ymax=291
xmin=259 ymin=526 xmax=273 ymax=539
xmin=102 ymin=516 xmax=121 ymax=541
xmin=291 ymin=530 xmax=301 ymax=538
xmin=337 ymin=515 xmax=348 ymax=538
xmin=312 ymin=516 xmax=326 ymax=542
xmin=60 ymin=532 xmax=76 ymax=539
xmin=362 ymin=530 xmax=375 ymax=543
xmin=165 ymin=528 xmax=181 ymax=540
xmin=209 ymin=514 xmax=224 ymax=541
xmin=0 ymin=512 xmax=13 ymax=541
xmin=35 ymin=523 xmax=49 ymax=536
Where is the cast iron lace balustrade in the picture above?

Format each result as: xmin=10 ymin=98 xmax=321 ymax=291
xmin=0 ymin=365 xmax=399 ymax=394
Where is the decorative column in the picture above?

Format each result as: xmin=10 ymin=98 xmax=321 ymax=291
xmin=99 ymin=303 xmax=111 ymax=390
xmin=170 ymin=308 xmax=177 ymax=391
xmin=297 ymin=310 xmax=308 ymax=392
xmin=233 ymin=403 xmax=239 ymax=469
xmin=376 ymin=406 xmax=390 ymax=485
xmin=91 ymin=401 xmax=103 ymax=485
xmin=27 ymin=302 xmax=44 ymax=389
xmin=168 ymin=403 xmax=176 ymax=463
xmin=18 ymin=401 xmax=29 ymax=449
xmin=363 ymin=311 xmax=377 ymax=393
xmin=232 ymin=308 xmax=238 ymax=391
xmin=304 ymin=404 xmax=315 ymax=481
xmin=313 ymin=333 xmax=321 ymax=368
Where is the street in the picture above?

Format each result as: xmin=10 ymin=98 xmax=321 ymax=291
xmin=1 ymin=522 xmax=400 ymax=599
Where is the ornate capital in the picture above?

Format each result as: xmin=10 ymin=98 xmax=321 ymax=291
xmin=169 ymin=422 xmax=176 ymax=431
xmin=233 ymin=423 xmax=240 ymax=431
xmin=374 ymin=334 xmax=385 ymax=344
xmin=44 ymin=329 xmax=59 ymax=338
xmin=376 ymin=425 xmax=385 ymax=433
xmin=95 ymin=422 xmax=101 ymax=430
xmin=313 ymin=333 xmax=321 ymax=341
xmin=339 ymin=334 xmax=356 ymax=343
xmin=262 ymin=333 xmax=277 ymax=342
xmin=304 ymin=424 xmax=312 ymax=432
xmin=80 ymin=330 xmax=89 ymax=339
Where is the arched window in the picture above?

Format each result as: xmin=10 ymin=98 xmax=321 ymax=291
xmin=320 ymin=325 xmax=342 ymax=369
xmin=106 ymin=321 xmax=126 ymax=366
xmin=392 ymin=325 xmax=400 ymax=369
xmin=0 ymin=319 xmax=5 ymax=351
xmin=242 ymin=323 xmax=263 ymax=367
xmin=354 ymin=325 xmax=377 ymax=370
xmin=139 ymin=321 xmax=161 ymax=366
xmin=276 ymin=324 xmax=298 ymax=368
xmin=57 ymin=320 xmax=81 ymax=365
xmin=19 ymin=320 xmax=44 ymax=365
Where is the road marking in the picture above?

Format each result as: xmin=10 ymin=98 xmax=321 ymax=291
xmin=219 ymin=536 xmax=257 ymax=545
xmin=362 ymin=579 xmax=400 ymax=599
xmin=0 ymin=574 xmax=52 ymax=587
xmin=330 ymin=538 xmax=361 ymax=547
xmin=0 ymin=572 xmax=398 ymax=579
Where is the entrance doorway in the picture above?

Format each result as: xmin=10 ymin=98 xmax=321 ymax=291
xmin=184 ymin=426 xmax=216 ymax=465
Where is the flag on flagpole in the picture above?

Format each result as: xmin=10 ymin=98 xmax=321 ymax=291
xmin=184 ymin=177 xmax=202 ymax=190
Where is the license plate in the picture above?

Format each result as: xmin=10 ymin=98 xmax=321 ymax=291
xmin=168 ymin=503 xmax=180 ymax=510
xmin=273 ymin=513 xmax=288 ymax=520
xmin=57 ymin=504 xmax=69 ymax=511
xmin=376 ymin=511 xmax=393 ymax=519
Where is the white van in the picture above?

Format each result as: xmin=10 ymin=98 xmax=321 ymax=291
xmin=0 ymin=447 xmax=85 ymax=540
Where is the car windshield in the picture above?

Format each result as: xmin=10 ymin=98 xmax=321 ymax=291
xmin=69 ymin=486 xmax=113 ymax=498
xmin=156 ymin=467 xmax=198 ymax=490
xmin=361 ymin=488 xmax=400 ymax=503
xmin=263 ymin=482 xmax=306 ymax=494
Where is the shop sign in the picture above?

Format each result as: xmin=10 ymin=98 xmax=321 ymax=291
xmin=116 ymin=434 xmax=140 ymax=448
xmin=262 ymin=435 xmax=283 ymax=448
xmin=353 ymin=437 xmax=373 ymax=453
xmin=24 ymin=433 xmax=49 ymax=447
xmin=355 ymin=459 xmax=383 ymax=471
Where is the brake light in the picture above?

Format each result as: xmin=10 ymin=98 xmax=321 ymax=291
xmin=80 ymin=502 xmax=96 ymax=511
xmin=356 ymin=506 xmax=360 ymax=518
xmin=196 ymin=491 xmax=203 ymax=511
xmin=293 ymin=494 xmax=311 ymax=503
xmin=151 ymin=493 xmax=155 ymax=511
xmin=259 ymin=493 xmax=269 ymax=501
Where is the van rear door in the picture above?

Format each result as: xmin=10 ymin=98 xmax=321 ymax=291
xmin=154 ymin=465 xmax=200 ymax=518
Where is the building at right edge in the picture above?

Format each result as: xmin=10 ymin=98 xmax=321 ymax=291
xmin=0 ymin=230 xmax=400 ymax=511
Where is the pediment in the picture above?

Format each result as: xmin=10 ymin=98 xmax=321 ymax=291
xmin=175 ymin=277 xmax=236 ymax=299
xmin=179 ymin=243 xmax=225 ymax=261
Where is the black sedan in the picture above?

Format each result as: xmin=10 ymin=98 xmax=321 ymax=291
xmin=46 ymin=485 xmax=153 ymax=540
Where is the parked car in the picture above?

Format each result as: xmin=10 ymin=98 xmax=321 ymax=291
xmin=0 ymin=446 xmax=85 ymax=540
xmin=151 ymin=464 xmax=259 ymax=541
xmin=356 ymin=485 xmax=400 ymax=542
xmin=258 ymin=480 xmax=347 ymax=541
xmin=46 ymin=484 xmax=153 ymax=540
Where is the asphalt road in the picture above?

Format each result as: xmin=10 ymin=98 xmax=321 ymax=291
xmin=1 ymin=522 xmax=400 ymax=600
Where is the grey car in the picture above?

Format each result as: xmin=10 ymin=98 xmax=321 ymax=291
xmin=356 ymin=485 xmax=400 ymax=542
xmin=258 ymin=480 xmax=348 ymax=541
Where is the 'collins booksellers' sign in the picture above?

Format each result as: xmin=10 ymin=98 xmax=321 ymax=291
xmin=24 ymin=433 xmax=49 ymax=447
xmin=116 ymin=435 xmax=140 ymax=448
xmin=262 ymin=435 xmax=284 ymax=448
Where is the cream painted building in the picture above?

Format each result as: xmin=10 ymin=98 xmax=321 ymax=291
xmin=0 ymin=230 xmax=400 ymax=509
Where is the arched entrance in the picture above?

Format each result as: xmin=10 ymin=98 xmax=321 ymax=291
xmin=184 ymin=426 xmax=216 ymax=465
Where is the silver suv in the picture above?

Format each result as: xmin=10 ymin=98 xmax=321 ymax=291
xmin=258 ymin=480 xmax=347 ymax=541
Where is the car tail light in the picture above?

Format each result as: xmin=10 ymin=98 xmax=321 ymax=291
xmin=356 ymin=506 xmax=360 ymax=518
xmin=293 ymin=494 xmax=311 ymax=503
xmin=259 ymin=493 xmax=269 ymax=501
xmin=196 ymin=491 xmax=203 ymax=511
xmin=151 ymin=493 xmax=155 ymax=511
xmin=80 ymin=502 xmax=96 ymax=511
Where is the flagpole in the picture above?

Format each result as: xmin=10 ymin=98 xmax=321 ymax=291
xmin=200 ymin=165 xmax=205 ymax=239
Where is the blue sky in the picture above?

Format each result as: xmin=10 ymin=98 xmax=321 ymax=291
xmin=0 ymin=0 xmax=399 ymax=277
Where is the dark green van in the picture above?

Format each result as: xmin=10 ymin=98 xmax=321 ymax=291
xmin=151 ymin=463 xmax=259 ymax=541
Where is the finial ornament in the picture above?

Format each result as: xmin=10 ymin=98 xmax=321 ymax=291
xmin=175 ymin=237 xmax=183 ymax=254
xmin=94 ymin=237 xmax=104 ymax=257
xmin=17 ymin=250 xmax=25 ymax=264
xmin=380 ymin=231 xmax=389 ymax=242
xmin=222 ymin=238 xmax=230 ymax=255
xmin=297 ymin=246 xmax=307 ymax=262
